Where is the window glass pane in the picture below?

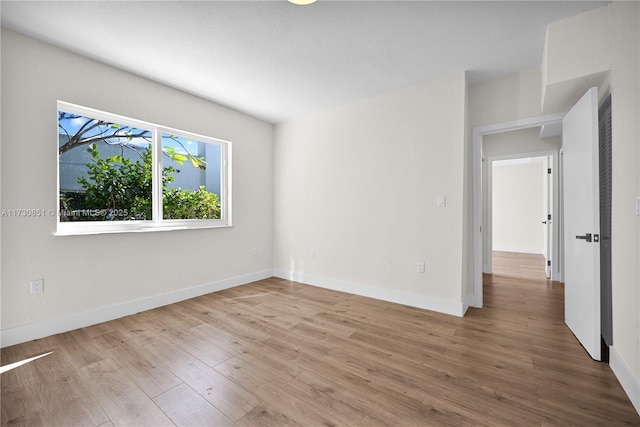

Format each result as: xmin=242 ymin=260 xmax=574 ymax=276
xmin=58 ymin=111 xmax=153 ymax=221
xmin=161 ymin=133 xmax=222 ymax=220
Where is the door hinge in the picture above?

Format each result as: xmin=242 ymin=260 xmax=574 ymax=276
xmin=548 ymin=168 xmax=552 ymax=174
xmin=548 ymin=214 xmax=552 ymax=220
xmin=547 ymin=260 xmax=551 ymax=266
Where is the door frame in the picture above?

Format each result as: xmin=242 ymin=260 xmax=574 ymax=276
xmin=471 ymin=113 xmax=565 ymax=308
xmin=485 ymin=152 xmax=557 ymax=274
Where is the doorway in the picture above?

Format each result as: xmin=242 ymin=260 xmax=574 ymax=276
xmin=471 ymin=113 xmax=565 ymax=309
xmin=488 ymin=155 xmax=552 ymax=278
xmin=473 ymin=88 xmax=611 ymax=364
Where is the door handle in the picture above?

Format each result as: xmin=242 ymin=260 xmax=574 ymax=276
xmin=576 ymin=233 xmax=592 ymax=242
xmin=542 ymin=221 xmax=547 ymax=224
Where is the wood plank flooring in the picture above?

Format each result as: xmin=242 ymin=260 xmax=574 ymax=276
xmin=2 ymin=251 xmax=638 ymax=426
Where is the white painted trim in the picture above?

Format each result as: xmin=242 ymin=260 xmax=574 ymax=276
xmin=472 ymin=113 xmax=566 ymax=308
xmin=487 ymin=152 xmax=556 ymax=270
xmin=492 ymin=245 xmax=544 ymax=255
xmin=472 ymin=129 xmax=484 ymax=307
xmin=485 ymin=156 xmax=493 ymax=274
xmin=274 ymin=269 xmax=464 ymax=317
xmin=610 ymin=345 xmax=640 ymax=415
xmin=0 ymin=269 xmax=274 ymax=348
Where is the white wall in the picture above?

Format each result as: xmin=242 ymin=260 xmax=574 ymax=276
xmin=0 ymin=29 xmax=274 ymax=344
xmin=492 ymin=160 xmax=546 ymax=254
xmin=483 ymin=129 xmax=561 ymax=157
xmin=541 ymin=3 xmax=640 ymax=412
xmin=274 ymin=72 xmax=468 ymax=316
xmin=609 ymin=2 xmax=640 ymax=407
xmin=468 ymin=68 xmax=547 ymax=129
xmin=542 ymin=5 xmax=611 ymax=113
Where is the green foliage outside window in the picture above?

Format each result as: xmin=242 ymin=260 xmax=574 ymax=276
xmin=60 ymin=144 xmax=220 ymax=221
xmin=164 ymin=186 xmax=221 ymax=219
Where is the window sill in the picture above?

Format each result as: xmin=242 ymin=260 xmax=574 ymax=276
xmin=55 ymin=220 xmax=232 ymax=236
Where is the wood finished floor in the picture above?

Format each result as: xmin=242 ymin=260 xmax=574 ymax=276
xmin=2 ymin=251 xmax=639 ymax=426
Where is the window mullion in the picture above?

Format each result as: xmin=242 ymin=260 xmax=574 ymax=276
xmin=152 ymin=128 xmax=162 ymax=223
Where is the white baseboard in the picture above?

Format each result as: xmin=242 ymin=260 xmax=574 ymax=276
xmin=273 ymin=269 xmax=464 ymax=317
xmin=0 ymin=269 xmax=274 ymax=348
xmin=610 ymin=345 xmax=640 ymax=416
xmin=492 ymin=245 xmax=543 ymax=255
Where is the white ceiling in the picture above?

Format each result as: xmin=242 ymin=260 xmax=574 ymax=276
xmin=1 ymin=1 xmax=607 ymax=124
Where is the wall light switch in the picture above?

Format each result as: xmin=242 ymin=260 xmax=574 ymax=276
xmin=437 ymin=195 xmax=446 ymax=208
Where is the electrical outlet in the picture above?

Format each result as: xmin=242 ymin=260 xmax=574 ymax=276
xmin=417 ymin=262 xmax=425 ymax=273
xmin=30 ymin=279 xmax=44 ymax=295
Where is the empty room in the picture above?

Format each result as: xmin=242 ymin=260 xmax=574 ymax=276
xmin=1 ymin=1 xmax=639 ymax=426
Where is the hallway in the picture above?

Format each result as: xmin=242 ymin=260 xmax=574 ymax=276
xmin=469 ymin=251 xmax=637 ymax=424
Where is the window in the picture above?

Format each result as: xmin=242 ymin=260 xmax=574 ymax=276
xmin=57 ymin=101 xmax=231 ymax=235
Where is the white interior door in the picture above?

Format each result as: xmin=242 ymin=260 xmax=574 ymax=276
xmin=562 ymin=86 xmax=601 ymax=361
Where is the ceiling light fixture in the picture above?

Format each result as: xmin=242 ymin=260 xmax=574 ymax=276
xmin=288 ymin=0 xmax=317 ymax=5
